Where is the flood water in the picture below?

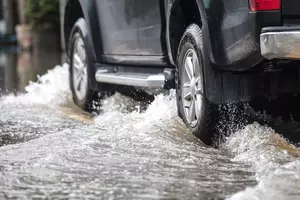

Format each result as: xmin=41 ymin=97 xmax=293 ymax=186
xmin=0 ymin=48 xmax=299 ymax=199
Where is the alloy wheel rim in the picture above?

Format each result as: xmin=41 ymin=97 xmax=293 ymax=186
xmin=181 ymin=49 xmax=204 ymax=127
xmin=72 ymin=37 xmax=88 ymax=101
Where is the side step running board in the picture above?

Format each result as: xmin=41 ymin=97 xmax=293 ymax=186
xmin=95 ymin=68 xmax=174 ymax=89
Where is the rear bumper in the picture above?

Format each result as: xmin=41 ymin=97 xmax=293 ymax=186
xmin=261 ymin=26 xmax=300 ymax=60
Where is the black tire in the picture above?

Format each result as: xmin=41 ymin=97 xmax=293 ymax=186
xmin=69 ymin=18 xmax=101 ymax=112
xmin=176 ymin=24 xmax=219 ymax=145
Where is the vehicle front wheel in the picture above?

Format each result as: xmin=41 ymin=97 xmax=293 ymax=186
xmin=69 ymin=18 xmax=101 ymax=112
xmin=176 ymin=24 xmax=219 ymax=145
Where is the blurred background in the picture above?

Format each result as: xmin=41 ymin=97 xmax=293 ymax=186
xmin=0 ymin=0 xmax=65 ymax=94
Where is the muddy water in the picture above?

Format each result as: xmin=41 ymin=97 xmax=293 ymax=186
xmin=0 ymin=52 xmax=299 ymax=199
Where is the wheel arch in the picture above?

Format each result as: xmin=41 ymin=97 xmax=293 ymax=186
xmin=64 ymin=0 xmax=100 ymax=62
xmin=168 ymin=0 xmax=251 ymax=105
xmin=168 ymin=0 xmax=208 ymax=66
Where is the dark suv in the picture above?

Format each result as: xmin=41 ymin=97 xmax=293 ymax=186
xmin=63 ymin=0 xmax=300 ymax=144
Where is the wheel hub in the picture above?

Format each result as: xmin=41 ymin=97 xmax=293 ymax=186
xmin=190 ymin=77 xmax=197 ymax=97
xmin=72 ymin=37 xmax=88 ymax=101
xmin=181 ymin=49 xmax=204 ymax=126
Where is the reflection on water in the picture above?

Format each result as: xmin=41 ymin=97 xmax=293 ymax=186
xmin=0 ymin=46 xmax=61 ymax=94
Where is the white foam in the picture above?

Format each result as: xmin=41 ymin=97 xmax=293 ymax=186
xmin=225 ymin=122 xmax=300 ymax=200
xmin=2 ymin=62 xmax=299 ymax=199
xmin=94 ymin=90 xmax=179 ymax=133
xmin=0 ymin=64 xmax=71 ymax=107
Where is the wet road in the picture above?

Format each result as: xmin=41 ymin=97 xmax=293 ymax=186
xmin=0 ymin=50 xmax=300 ymax=199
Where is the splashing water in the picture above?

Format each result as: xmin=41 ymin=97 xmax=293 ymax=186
xmin=0 ymin=63 xmax=71 ymax=107
xmin=0 ymin=64 xmax=299 ymax=199
xmin=225 ymin=123 xmax=300 ymax=200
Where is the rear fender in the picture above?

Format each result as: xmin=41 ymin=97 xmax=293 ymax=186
xmin=167 ymin=0 xmax=252 ymax=104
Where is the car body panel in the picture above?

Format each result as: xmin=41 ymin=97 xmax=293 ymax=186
xmin=282 ymin=0 xmax=300 ymax=16
xmin=203 ymin=0 xmax=281 ymax=70
xmin=136 ymin=0 xmax=166 ymax=56
xmin=96 ymin=0 xmax=140 ymax=56
xmin=65 ymin=0 xmax=282 ymax=70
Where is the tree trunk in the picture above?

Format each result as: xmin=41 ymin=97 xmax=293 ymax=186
xmin=17 ymin=0 xmax=27 ymax=24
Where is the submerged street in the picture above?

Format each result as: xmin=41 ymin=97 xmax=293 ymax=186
xmin=0 ymin=52 xmax=300 ymax=199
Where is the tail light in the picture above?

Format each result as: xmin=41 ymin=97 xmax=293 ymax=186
xmin=249 ymin=0 xmax=280 ymax=11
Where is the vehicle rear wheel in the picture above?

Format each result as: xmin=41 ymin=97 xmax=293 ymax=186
xmin=69 ymin=18 xmax=101 ymax=112
xmin=176 ymin=24 xmax=219 ymax=145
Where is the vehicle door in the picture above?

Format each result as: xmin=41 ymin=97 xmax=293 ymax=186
xmin=135 ymin=0 xmax=166 ymax=56
xmin=96 ymin=0 xmax=140 ymax=56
